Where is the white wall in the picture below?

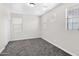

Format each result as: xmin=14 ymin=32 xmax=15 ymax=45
xmin=41 ymin=3 xmax=79 ymax=56
xmin=0 ymin=4 xmax=10 ymax=53
xmin=23 ymin=15 xmax=41 ymax=39
xmin=11 ymin=15 xmax=40 ymax=41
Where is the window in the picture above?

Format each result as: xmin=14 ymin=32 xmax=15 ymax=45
xmin=67 ymin=18 xmax=79 ymax=30
xmin=66 ymin=5 xmax=79 ymax=30
xmin=11 ymin=14 xmax=23 ymax=33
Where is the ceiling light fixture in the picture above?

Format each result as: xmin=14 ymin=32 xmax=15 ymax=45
xmin=27 ymin=3 xmax=36 ymax=7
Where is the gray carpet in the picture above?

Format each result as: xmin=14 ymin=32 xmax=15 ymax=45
xmin=0 ymin=38 xmax=71 ymax=56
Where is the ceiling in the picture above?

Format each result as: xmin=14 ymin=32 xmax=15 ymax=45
xmin=6 ymin=3 xmax=60 ymax=16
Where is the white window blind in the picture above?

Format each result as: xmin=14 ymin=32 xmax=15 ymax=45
xmin=11 ymin=15 xmax=23 ymax=33
xmin=67 ymin=6 xmax=79 ymax=30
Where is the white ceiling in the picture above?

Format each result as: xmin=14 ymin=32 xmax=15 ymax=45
xmin=7 ymin=3 xmax=59 ymax=16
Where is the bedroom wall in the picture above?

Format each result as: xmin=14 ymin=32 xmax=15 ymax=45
xmin=11 ymin=15 xmax=41 ymax=41
xmin=41 ymin=3 xmax=79 ymax=56
xmin=0 ymin=4 xmax=11 ymax=53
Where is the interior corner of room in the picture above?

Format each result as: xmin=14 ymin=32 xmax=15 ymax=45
xmin=0 ymin=3 xmax=79 ymax=56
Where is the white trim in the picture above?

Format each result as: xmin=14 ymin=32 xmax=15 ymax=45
xmin=10 ymin=37 xmax=41 ymax=41
xmin=0 ymin=46 xmax=6 ymax=54
xmin=42 ymin=38 xmax=77 ymax=56
xmin=0 ymin=42 xmax=9 ymax=54
xmin=0 ymin=37 xmax=76 ymax=56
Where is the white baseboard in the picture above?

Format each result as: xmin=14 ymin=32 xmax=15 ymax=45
xmin=0 ymin=46 xmax=5 ymax=54
xmin=0 ymin=37 xmax=76 ymax=56
xmin=42 ymin=38 xmax=77 ymax=56
xmin=10 ymin=37 xmax=41 ymax=41
xmin=0 ymin=42 xmax=9 ymax=54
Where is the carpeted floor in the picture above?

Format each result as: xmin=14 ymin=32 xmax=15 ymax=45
xmin=0 ymin=38 xmax=71 ymax=56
